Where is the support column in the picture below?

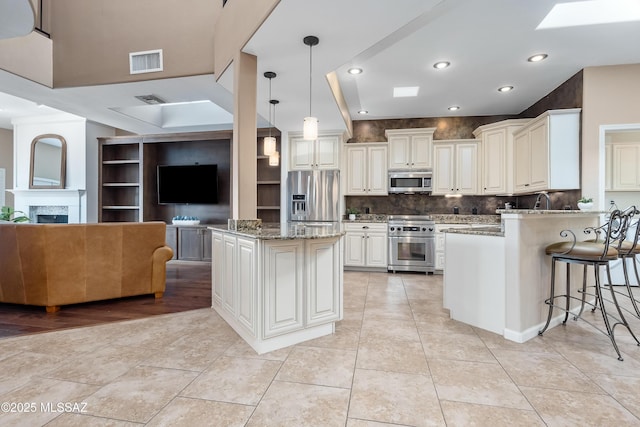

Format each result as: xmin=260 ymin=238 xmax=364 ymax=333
xmin=231 ymin=51 xmax=258 ymax=219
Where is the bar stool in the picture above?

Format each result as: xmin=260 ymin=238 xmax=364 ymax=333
xmin=606 ymin=207 xmax=640 ymax=319
xmin=538 ymin=209 xmax=640 ymax=361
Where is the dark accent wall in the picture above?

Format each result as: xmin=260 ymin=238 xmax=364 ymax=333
xmin=345 ymin=71 xmax=584 ymax=215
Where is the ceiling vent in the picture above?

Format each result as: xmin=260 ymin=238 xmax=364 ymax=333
xmin=129 ymin=49 xmax=163 ymax=74
xmin=135 ymin=94 xmax=166 ymax=105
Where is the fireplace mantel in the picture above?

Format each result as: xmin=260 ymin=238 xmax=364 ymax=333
xmin=9 ymin=189 xmax=87 ymax=223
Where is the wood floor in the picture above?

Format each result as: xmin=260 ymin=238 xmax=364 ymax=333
xmin=0 ymin=262 xmax=212 ymax=339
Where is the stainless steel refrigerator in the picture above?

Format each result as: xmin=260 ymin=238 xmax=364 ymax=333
xmin=287 ymin=170 xmax=340 ymax=223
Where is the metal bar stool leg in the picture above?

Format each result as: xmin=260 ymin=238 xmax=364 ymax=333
xmin=605 ymin=263 xmax=640 ymax=347
xmin=621 ymin=256 xmax=640 ymax=318
xmin=593 ymin=264 xmax=624 ymax=361
xmin=576 ymin=264 xmax=589 ymax=319
xmin=539 ymin=257 xmax=557 ymax=335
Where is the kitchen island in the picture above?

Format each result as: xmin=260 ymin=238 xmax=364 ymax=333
xmin=443 ymin=210 xmax=603 ymax=342
xmin=209 ymin=222 xmax=343 ymax=354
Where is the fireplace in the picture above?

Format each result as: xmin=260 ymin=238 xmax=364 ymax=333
xmin=11 ymin=189 xmax=86 ymax=223
xmin=37 ymin=214 xmax=69 ymax=224
xmin=30 ymin=206 xmax=69 ymax=223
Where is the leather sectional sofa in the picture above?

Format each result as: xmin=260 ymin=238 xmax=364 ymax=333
xmin=0 ymin=221 xmax=174 ymax=312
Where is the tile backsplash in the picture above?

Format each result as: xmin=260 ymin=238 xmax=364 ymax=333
xmin=345 ymin=190 xmax=582 ymax=216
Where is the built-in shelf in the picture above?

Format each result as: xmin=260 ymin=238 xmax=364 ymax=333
xmin=102 ymin=160 xmax=140 ymax=165
xmin=102 ymin=182 xmax=140 ymax=187
xmin=257 ymin=180 xmax=280 ymax=185
xmin=102 ymin=205 xmax=140 ymax=210
xmin=257 ymin=206 xmax=280 ymax=210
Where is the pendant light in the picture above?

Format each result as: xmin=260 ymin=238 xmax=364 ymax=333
xmin=303 ymin=35 xmax=319 ymax=140
xmin=268 ymin=99 xmax=280 ymax=166
xmin=263 ymin=71 xmax=277 ymax=156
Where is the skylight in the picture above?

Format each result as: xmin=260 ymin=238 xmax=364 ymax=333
xmin=393 ymin=87 xmax=420 ymax=98
xmin=537 ymin=0 xmax=640 ymax=29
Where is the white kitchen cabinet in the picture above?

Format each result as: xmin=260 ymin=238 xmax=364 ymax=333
xmin=290 ymin=134 xmax=341 ymax=170
xmin=306 ymin=239 xmax=342 ymax=326
xmin=473 ymin=119 xmax=530 ymax=195
xmin=345 ymin=143 xmax=388 ymax=195
xmin=605 ymin=143 xmax=613 ymax=191
xmin=211 ymin=229 xmax=343 ymax=354
xmin=263 ymin=240 xmax=304 ymax=338
xmin=432 ymin=139 xmax=480 ymax=195
xmin=343 ymin=222 xmax=388 ymax=269
xmin=435 ymin=224 xmax=468 ymax=271
xmin=385 ymin=128 xmax=435 ymax=170
xmin=512 ymin=109 xmax=581 ymax=194
xmin=611 ymin=143 xmax=640 ymax=190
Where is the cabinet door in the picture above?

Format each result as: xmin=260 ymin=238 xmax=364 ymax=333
xmin=211 ymin=231 xmax=224 ymax=306
xmin=613 ymin=144 xmax=640 ymax=190
xmin=166 ymin=226 xmax=177 ymax=260
xmin=388 ymin=136 xmax=411 ymax=170
xmin=290 ymin=137 xmax=314 ymax=170
xmin=178 ymin=227 xmax=204 ymax=261
xmin=263 ymin=241 xmax=304 ymax=337
xmin=482 ymin=129 xmax=506 ymax=194
xmin=315 ymin=136 xmax=340 ymax=169
xmin=366 ymin=232 xmax=388 ymax=268
xmin=456 ymin=143 xmax=479 ymax=195
xmin=432 ymin=144 xmax=455 ymax=194
xmin=368 ymin=145 xmax=388 ymax=194
xmin=222 ymin=235 xmax=237 ymax=315
xmin=605 ymin=143 xmax=613 ymax=191
xmin=513 ymin=131 xmax=531 ymax=192
xmin=346 ymin=145 xmax=367 ymax=195
xmin=344 ymin=231 xmax=366 ymax=266
xmin=411 ymin=135 xmax=432 ymax=169
xmin=528 ymin=119 xmax=549 ymax=191
xmin=236 ymin=237 xmax=257 ymax=336
xmin=306 ymin=239 xmax=342 ymax=326
xmin=202 ymin=228 xmax=212 ymax=262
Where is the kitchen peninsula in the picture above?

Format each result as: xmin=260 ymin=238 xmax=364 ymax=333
xmin=443 ymin=209 xmax=602 ymax=343
xmin=209 ymin=221 xmax=343 ymax=354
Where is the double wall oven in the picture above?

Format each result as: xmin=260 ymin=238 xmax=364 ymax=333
xmin=388 ymin=215 xmax=435 ymax=273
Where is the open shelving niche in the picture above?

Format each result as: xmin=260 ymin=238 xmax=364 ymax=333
xmin=98 ymin=129 xmax=281 ymax=225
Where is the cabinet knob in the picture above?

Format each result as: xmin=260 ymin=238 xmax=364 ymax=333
xmin=362 ymin=226 xmax=369 ymax=229
xmin=406 ymin=163 xmax=409 ymax=165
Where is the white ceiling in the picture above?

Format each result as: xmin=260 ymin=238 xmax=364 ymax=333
xmin=1 ymin=0 xmax=640 ymax=136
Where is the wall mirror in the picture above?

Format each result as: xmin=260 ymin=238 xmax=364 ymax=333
xmin=29 ymin=134 xmax=67 ymax=189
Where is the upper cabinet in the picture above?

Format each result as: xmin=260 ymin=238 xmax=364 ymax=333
xmin=432 ymin=139 xmax=480 ymax=195
xmin=345 ymin=143 xmax=388 ymax=195
xmin=473 ymin=119 xmax=530 ymax=195
xmin=289 ymin=134 xmax=341 ymax=170
xmin=512 ymin=109 xmax=581 ymax=194
xmin=385 ymin=128 xmax=435 ymax=170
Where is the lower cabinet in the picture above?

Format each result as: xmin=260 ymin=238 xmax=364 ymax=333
xmin=343 ymin=222 xmax=388 ymax=270
xmin=211 ymin=230 xmax=343 ymax=353
xmin=435 ymin=224 xmax=474 ymax=271
xmin=167 ymin=225 xmax=212 ymax=261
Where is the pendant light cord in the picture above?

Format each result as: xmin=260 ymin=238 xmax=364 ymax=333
xmin=309 ymin=42 xmax=313 ymax=117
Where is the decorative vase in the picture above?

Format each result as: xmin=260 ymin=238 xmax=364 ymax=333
xmin=348 ymin=214 xmax=356 ymax=220
xmin=577 ymin=202 xmax=593 ymax=211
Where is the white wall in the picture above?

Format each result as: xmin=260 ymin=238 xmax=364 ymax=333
xmin=0 ymin=128 xmax=13 ymax=206
xmin=582 ymin=64 xmax=640 ymax=209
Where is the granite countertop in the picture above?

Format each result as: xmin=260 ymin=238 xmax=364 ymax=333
xmin=431 ymin=214 xmax=500 ymax=225
xmin=208 ymin=224 xmax=344 ymax=240
xmin=496 ymin=209 xmax=607 ymax=215
xmin=342 ymin=214 xmax=388 ymax=223
xmin=442 ymin=225 xmax=504 ymax=237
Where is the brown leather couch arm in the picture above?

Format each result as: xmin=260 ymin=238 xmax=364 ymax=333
xmin=151 ymin=245 xmax=174 ymax=298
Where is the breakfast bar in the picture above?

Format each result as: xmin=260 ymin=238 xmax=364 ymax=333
xmin=209 ymin=222 xmax=344 ymax=354
xmin=443 ymin=210 xmax=603 ymax=342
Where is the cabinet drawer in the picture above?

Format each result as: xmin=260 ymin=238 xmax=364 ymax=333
xmin=343 ymin=222 xmax=387 ymax=232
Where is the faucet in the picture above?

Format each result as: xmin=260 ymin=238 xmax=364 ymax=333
xmin=534 ymin=192 xmax=551 ymax=210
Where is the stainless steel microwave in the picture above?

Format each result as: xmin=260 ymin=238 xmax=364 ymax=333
xmin=388 ymin=170 xmax=432 ymax=194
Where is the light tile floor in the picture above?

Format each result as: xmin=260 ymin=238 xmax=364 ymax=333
xmin=2 ymin=272 xmax=640 ymax=426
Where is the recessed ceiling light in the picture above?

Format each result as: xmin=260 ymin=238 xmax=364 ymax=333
xmin=393 ymin=87 xmax=420 ymax=98
xmin=498 ymin=86 xmax=514 ymax=93
xmin=348 ymin=67 xmax=363 ymax=75
xmin=433 ymin=61 xmax=450 ymax=69
xmin=357 ymin=110 xmax=368 ymax=115
xmin=528 ymin=53 xmax=548 ymax=62
xmin=448 ymin=106 xmax=460 ymax=111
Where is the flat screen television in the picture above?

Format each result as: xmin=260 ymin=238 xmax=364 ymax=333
xmin=157 ymin=164 xmax=218 ymax=204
